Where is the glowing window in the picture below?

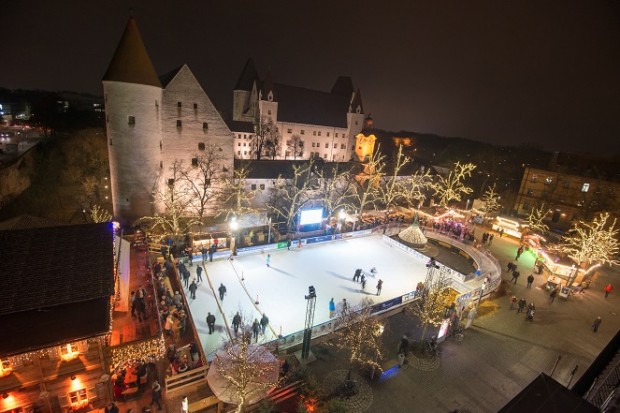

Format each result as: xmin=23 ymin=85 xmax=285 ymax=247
xmin=60 ymin=343 xmax=79 ymax=357
xmin=68 ymin=389 xmax=88 ymax=405
xmin=581 ymin=183 xmax=590 ymax=192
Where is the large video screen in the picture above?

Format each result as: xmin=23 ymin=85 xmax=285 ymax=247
xmin=299 ymin=208 xmax=323 ymax=225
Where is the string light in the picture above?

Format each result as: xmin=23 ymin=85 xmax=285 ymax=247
xmin=109 ymin=335 xmax=166 ymax=367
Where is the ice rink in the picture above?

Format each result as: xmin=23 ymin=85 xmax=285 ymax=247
xmin=183 ymin=234 xmax=431 ymax=358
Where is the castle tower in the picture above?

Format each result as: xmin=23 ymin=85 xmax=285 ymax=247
xmin=232 ymin=58 xmax=259 ymax=122
xmin=103 ymin=17 xmax=163 ymax=224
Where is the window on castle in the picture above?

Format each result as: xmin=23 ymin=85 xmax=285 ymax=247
xmin=176 ymin=120 xmax=182 ymax=128
xmin=333 ymin=143 xmax=337 ymax=148
xmin=324 ymin=153 xmax=327 ymax=159
xmin=194 ymin=103 xmax=198 ymax=109
xmin=318 ymin=132 xmax=322 ymax=136
xmin=243 ymin=143 xmax=247 ymax=147
xmin=287 ymin=129 xmax=292 ymax=134
xmin=109 ymin=139 xmax=113 ymax=146
xmin=237 ymin=150 xmax=241 ymax=155
xmin=192 ymin=158 xmax=198 ymax=167
xmin=335 ymin=133 xmax=339 ymax=137
xmin=260 ymin=184 xmax=265 ymax=190
xmin=168 ymin=178 xmax=175 ymax=186
xmin=244 ymin=151 xmax=247 ymax=155
xmin=325 ymin=143 xmax=329 ymax=148
xmin=238 ymin=143 xmax=241 ymax=147
xmin=341 ymin=144 xmax=346 ymax=149
xmin=198 ymin=142 xmax=205 ymax=151
xmin=160 ymin=161 xmax=163 ymax=169
xmin=177 ymin=102 xmax=182 ymax=107
xmin=301 ymin=130 xmax=305 ymax=135
xmin=251 ymin=184 xmax=257 ymax=190
xmin=313 ymin=131 xmax=317 ymax=136
xmin=128 ymin=116 xmax=135 ymax=125
xmin=327 ymin=132 xmax=330 ymax=137
xmin=343 ymin=134 xmax=346 ymax=139
xmin=268 ymin=109 xmax=272 ymax=115
xmin=203 ymin=122 xmax=208 ymax=131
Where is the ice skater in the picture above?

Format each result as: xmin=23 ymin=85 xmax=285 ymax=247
xmin=232 ymin=312 xmax=241 ymax=335
xmin=376 ymin=279 xmax=383 ymax=295
xmin=196 ymin=265 xmax=203 ymax=283
xmin=361 ymin=277 xmax=367 ymax=292
xmin=329 ymin=298 xmax=336 ymax=318
xmin=218 ymin=283 xmax=227 ymax=301
xmin=266 ymin=254 xmax=271 ymax=267
xmin=341 ymin=298 xmax=349 ymax=315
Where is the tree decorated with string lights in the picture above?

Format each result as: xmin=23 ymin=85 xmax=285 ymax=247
xmin=217 ymin=166 xmax=261 ymax=221
xmin=214 ymin=320 xmax=280 ymax=413
xmin=480 ymin=184 xmax=501 ymax=216
xmin=408 ymin=263 xmax=453 ymax=344
xmin=525 ymin=203 xmax=550 ymax=235
xmin=331 ymin=298 xmax=384 ymax=393
xmin=87 ymin=204 xmax=112 ymax=223
xmin=433 ymin=162 xmax=476 ymax=207
xmin=559 ymin=211 xmax=620 ymax=268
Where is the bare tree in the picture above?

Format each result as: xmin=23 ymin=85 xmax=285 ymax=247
xmin=285 ymin=134 xmax=305 ymax=160
xmin=178 ymin=145 xmax=225 ymax=224
xmin=408 ymin=267 xmax=452 ymax=343
xmin=254 ymin=116 xmax=281 ymax=160
xmin=268 ymin=160 xmax=322 ymax=231
xmin=433 ymin=162 xmax=476 ymax=207
xmin=214 ymin=318 xmax=280 ymax=413
xmin=138 ymin=162 xmax=198 ymax=238
xmin=217 ymin=166 xmax=261 ymax=221
xmin=317 ymin=162 xmax=354 ymax=219
xmin=377 ymin=145 xmax=410 ymax=222
xmin=331 ymin=298 xmax=384 ymax=389
xmin=351 ymin=149 xmax=385 ymax=222
xmin=525 ymin=203 xmax=550 ymax=235
xmin=480 ymin=184 xmax=501 ymax=216
xmin=559 ymin=211 xmax=620 ymax=268
xmin=87 ymin=204 xmax=113 ymax=223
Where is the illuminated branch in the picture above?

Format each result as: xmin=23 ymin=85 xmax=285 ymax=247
xmin=480 ymin=184 xmax=501 ymax=216
xmin=525 ymin=203 xmax=550 ymax=234
xmin=433 ymin=162 xmax=476 ymax=207
xmin=560 ymin=212 xmax=620 ymax=267
xmin=88 ymin=204 xmax=113 ymax=223
xmin=217 ymin=167 xmax=261 ymax=221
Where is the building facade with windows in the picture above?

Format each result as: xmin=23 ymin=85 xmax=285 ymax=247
xmin=514 ymin=166 xmax=620 ymax=229
xmin=102 ymin=18 xmax=234 ymax=223
xmin=231 ymin=59 xmax=365 ymax=162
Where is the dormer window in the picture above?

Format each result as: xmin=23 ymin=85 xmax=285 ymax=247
xmin=268 ymin=91 xmax=274 ymax=101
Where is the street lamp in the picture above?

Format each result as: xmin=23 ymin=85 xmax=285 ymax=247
xmin=476 ymin=282 xmax=487 ymax=309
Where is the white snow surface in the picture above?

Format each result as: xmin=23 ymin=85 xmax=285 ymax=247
xmin=183 ymin=234 xmax=430 ymax=359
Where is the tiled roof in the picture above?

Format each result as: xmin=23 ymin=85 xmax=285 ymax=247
xmin=268 ymin=83 xmax=351 ymax=128
xmin=0 ymin=298 xmax=110 ymax=356
xmin=102 ymin=17 xmax=162 ymax=87
xmin=234 ymin=58 xmax=259 ymax=91
xmin=0 ymin=222 xmax=115 ymax=315
xmin=226 ymin=119 xmax=255 ymax=133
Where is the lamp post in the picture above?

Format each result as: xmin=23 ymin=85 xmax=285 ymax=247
xmin=267 ymin=217 xmax=272 ymax=244
xmin=476 ymin=282 xmax=487 ymax=309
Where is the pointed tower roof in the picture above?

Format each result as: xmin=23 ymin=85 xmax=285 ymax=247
xmin=261 ymin=70 xmax=275 ymax=100
xmin=350 ymin=88 xmax=364 ymax=113
xmin=103 ymin=17 xmax=162 ymax=87
xmin=234 ymin=58 xmax=259 ymax=91
xmin=331 ymin=76 xmax=354 ymax=97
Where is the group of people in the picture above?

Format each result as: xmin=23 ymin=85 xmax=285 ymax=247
xmin=510 ymin=296 xmax=536 ymax=320
xmin=351 ymin=268 xmax=383 ymax=295
xmin=480 ymin=231 xmax=495 ymax=246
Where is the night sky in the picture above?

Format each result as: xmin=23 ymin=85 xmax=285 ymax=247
xmin=2 ymin=1 xmax=619 ymax=156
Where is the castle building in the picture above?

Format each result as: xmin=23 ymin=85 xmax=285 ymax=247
xmin=102 ymin=18 xmax=234 ymax=223
xmin=230 ymin=59 xmax=366 ymax=162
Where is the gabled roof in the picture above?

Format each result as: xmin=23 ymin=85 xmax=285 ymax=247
xmin=331 ymin=76 xmax=354 ymax=97
xmin=267 ymin=83 xmax=351 ymax=128
xmin=235 ymin=58 xmax=259 ymax=91
xmin=102 ymin=17 xmax=162 ymax=87
xmin=0 ymin=222 xmax=115 ymax=315
xmin=159 ymin=65 xmax=184 ymax=88
xmin=350 ymin=89 xmax=364 ymax=114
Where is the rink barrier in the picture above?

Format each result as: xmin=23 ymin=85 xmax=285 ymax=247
xmin=273 ymin=291 xmax=423 ymax=352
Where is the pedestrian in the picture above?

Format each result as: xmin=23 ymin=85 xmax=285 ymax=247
xmin=511 ymin=270 xmax=520 ymax=284
xmin=189 ymin=280 xmax=197 ymax=299
xmin=549 ymin=288 xmax=558 ymax=303
xmin=360 ymin=273 xmax=366 ymax=285
xmin=252 ymin=319 xmax=260 ymax=342
xmin=509 ymin=295 xmax=517 ymax=310
xmin=507 ymin=262 xmax=514 ymax=273
xmin=201 ymin=245 xmax=208 ymax=261
xmin=196 ymin=265 xmax=203 ymax=283
xmin=517 ymin=298 xmax=527 ymax=313
xmin=376 ymin=279 xmax=383 ymax=296
xmin=260 ymin=313 xmax=269 ymax=335
xmin=527 ymin=274 xmax=534 ymax=288
xmin=515 ymin=246 xmax=523 ymax=260
xmin=151 ymin=380 xmax=162 ymax=410
xmin=266 ymin=254 xmax=271 ymax=267
xmin=183 ymin=269 xmax=190 ymax=289
xmin=206 ymin=312 xmax=216 ymax=334
xmin=209 ymin=243 xmax=216 ymax=262
xmin=361 ymin=278 xmax=366 ymax=291
xmin=287 ymin=238 xmax=292 ymax=250
xmin=218 ymin=283 xmax=227 ymax=301
xmin=329 ymin=298 xmax=336 ymax=318
xmin=341 ymin=298 xmax=349 ymax=315
xmin=232 ymin=312 xmax=241 ymax=335
xmin=489 ymin=234 xmax=494 ymax=245
xmin=605 ymin=283 xmax=613 ymax=298
xmin=105 ymin=402 xmax=119 ymax=413
xmin=592 ymin=316 xmax=602 ymax=333
xmin=398 ymin=335 xmax=410 ymax=357
xmin=353 ymin=268 xmax=361 ymax=282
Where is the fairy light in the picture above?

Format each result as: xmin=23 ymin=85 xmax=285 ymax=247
xmin=109 ymin=335 xmax=166 ymax=367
